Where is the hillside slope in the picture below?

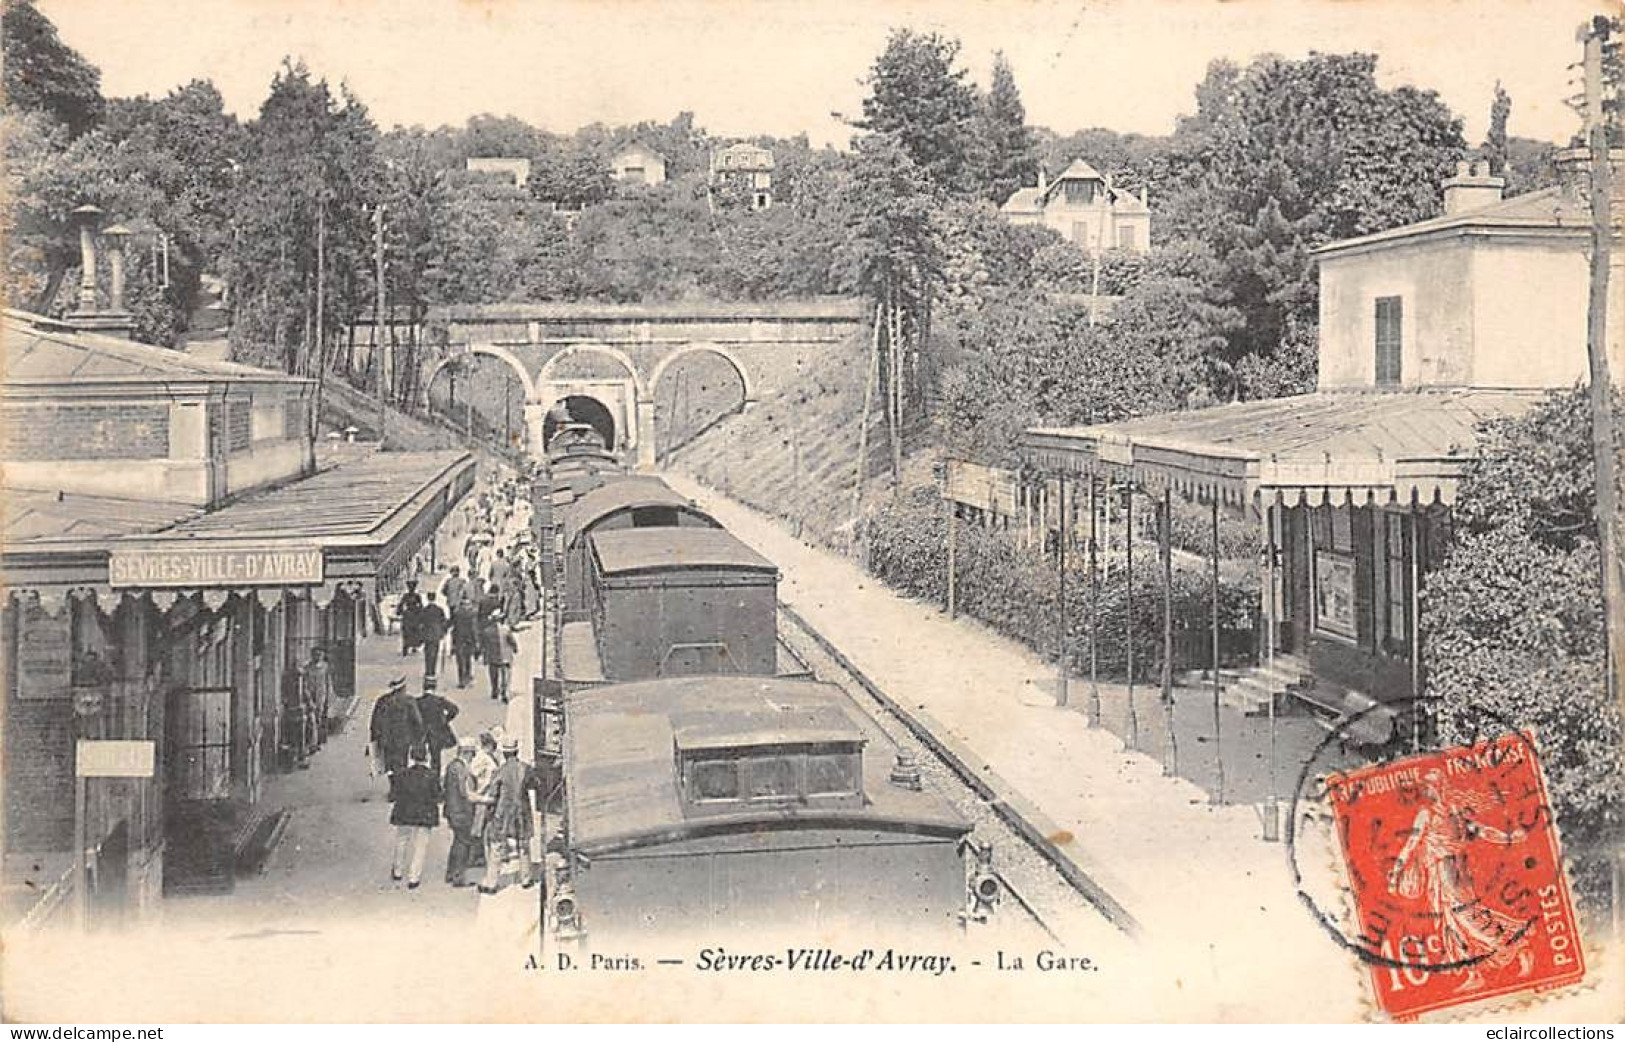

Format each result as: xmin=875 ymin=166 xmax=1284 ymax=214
xmin=664 ymin=333 xmax=926 ymax=550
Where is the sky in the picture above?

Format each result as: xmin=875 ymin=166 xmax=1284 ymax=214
xmin=37 ymin=0 xmax=1605 ymax=148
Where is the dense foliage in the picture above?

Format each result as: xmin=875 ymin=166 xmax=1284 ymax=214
xmin=1422 ymin=388 xmax=1624 ymax=903
xmin=865 ymin=485 xmax=1259 ymax=682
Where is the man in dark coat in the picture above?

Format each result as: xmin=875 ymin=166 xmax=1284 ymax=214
xmin=418 ymin=591 xmax=448 ymax=679
xmin=483 ymin=610 xmax=517 ymax=703
xmin=368 ymin=676 xmax=423 ymax=801
xmin=450 ymin=596 xmax=479 ymax=689
xmin=398 ymin=580 xmax=424 ymax=657
xmin=439 ymin=565 xmax=469 ymax=610
xmin=389 ymin=745 xmax=440 ymax=889
xmin=478 ymin=736 xmax=535 ymax=894
xmin=416 ymin=676 xmax=459 ymax=777
xmin=441 ymin=737 xmax=479 ymax=887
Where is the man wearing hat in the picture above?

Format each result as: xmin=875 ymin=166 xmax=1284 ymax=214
xmin=367 ymin=675 xmax=424 ymax=801
xmin=416 ymin=675 xmax=459 ymax=777
xmin=441 ymin=737 xmax=480 ymax=887
xmin=478 ymin=734 xmax=535 ymax=894
xmin=482 ymin=608 xmax=518 ymax=703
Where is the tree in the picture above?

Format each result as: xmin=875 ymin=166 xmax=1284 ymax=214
xmin=1165 ymin=53 xmax=1465 ymax=381
xmin=226 ymin=60 xmax=380 ymax=380
xmin=1483 ymin=80 xmax=1511 ymax=176
xmin=856 ymin=29 xmax=980 ymax=196
xmin=974 ymin=52 xmax=1037 ymax=204
xmin=1423 ymin=388 xmax=1624 ymax=907
xmin=2 ymin=0 xmax=103 ymax=135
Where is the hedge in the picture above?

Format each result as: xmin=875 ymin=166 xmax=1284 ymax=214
xmin=866 ymin=487 xmax=1260 ymax=683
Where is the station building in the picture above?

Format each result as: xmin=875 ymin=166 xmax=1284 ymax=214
xmin=1019 ymin=153 xmax=1623 ymax=738
xmin=1 ymin=309 xmax=474 ymax=927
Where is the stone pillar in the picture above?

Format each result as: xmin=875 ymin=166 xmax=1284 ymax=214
xmin=71 ymin=205 xmax=104 ymax=314
xmin=635 ymin=399 xmax=656 ymax=469
xmin=523 ymin=401 xmax=548 ymax=459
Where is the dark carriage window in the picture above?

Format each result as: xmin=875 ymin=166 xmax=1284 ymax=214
xmin=1375 ymin=296 xmax=1403 ymax=386
xmin=806 ymin=753 xmax=859 ymax=796
xmin=690 ymin=759 xmax=740 ymax=801
xmin=747 ymin=756 xmax=798 ymax=800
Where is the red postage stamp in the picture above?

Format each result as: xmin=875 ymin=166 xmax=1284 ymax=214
xmin=1324 ymin=731 xmax=1586 ymax=1019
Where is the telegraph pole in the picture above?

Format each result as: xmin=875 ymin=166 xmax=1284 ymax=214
xmin=1581 ymin=18 xmax=1624 ymax=712
xmin=374 ymin=203 xmax=388 ymax=445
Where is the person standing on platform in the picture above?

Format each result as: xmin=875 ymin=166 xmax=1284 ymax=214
xmin=477 ymin=736 xmax=535 ymax=894
xmin=416 ymin=675 xmax=459 ymax=776
xmin=389 ymin=745 xmax=440 ymax=889
xmin=441 ymin=737 xmax=479 ymax=888
xmin=483 ymin=609 xmax=518 ymax=703
xmin=439 ymin=565 xmax=469 ymax=610
xmin=418 ymin=591 xmax=448 ymax=680
xmin=450 ymin=595 xmax=479 ymax=690
xmin=367 ymin=676 xmax=423 ymax=801
xmin=398 ymin=580 xmax=424 ymax=658
xmin=305 ymin=646 xmax=335 ymax=745
xmin=488 ymin=548 xmax=513 ymax=614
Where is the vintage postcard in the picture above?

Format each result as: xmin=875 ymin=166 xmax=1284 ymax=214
xmin=1 ymin=0 xmax=1622 ymax=1025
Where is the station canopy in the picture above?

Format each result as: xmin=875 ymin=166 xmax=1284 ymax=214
xmin=3 ymin=449 xmax=475 ymax=607
xmin=1022 ymin=388 xmax=1545 ymax=508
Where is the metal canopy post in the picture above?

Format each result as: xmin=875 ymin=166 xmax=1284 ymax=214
xmin=1125 ymin=486 xmax=1138 ymax=750
xmin=1263 ymin=496 xmax=1279 ymax=840
xmin=1211 ymin=496 xmax=1225 ymax=805
xmin=1057 ymin=472 xmax=1069 ymax=708
xmin=1161 ymin=489 xmax=1177 ymax=777
xmin=1088 ymin=476 xmax=1101 ymax=726
xmin=1409 ymin=506 xmax=1423 ymax=753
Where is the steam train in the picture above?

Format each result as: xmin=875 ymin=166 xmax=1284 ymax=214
xmin=532 ymin=427 xmax=977 ymax=946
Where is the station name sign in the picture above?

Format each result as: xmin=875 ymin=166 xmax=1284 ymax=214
xmin=109 ymin=546 xmax=324 ymax=588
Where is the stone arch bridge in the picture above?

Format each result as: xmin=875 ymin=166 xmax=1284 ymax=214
xmin=384 ymin=300 xmax=866 ymax=467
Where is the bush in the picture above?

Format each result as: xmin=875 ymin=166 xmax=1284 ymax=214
xmin=866 ymin=484 xmax=1259 ymax=682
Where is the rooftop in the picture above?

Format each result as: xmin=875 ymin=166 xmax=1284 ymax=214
xmin=562 ymin=475 xmax=708 ymax=546
xmin=1023 ymin=388 xmax=1545 ymax=506
xmin=590 ymin=526 xmax=774 ymax=577
xmin=3 ymin=309 xmax=308 ymax=388
xmin=1313 ymin=185 xmax=1591 ymax=258
xmin=2 ymin=489 xmax=201 ymax=546
xmin=564 ymin=676 xmax=968 ymax=851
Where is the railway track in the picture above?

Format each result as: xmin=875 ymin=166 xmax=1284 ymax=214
xmin=777 ymin=602 xmax=1141 ymax=950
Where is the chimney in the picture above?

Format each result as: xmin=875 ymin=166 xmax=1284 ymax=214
xmin=1037 ymin=166 xmax=1048 ymax=192
xmin=1441 ymin=159 xmax=1505 ymax=216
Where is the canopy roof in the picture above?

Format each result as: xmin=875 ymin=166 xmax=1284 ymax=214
xmin=1022 ymin=389 xmax=1544 ymax=507
xmin=2 ymin=489 xmax=200 ymax=545
xmin=564 ymin=677 xmax=967 ymax=852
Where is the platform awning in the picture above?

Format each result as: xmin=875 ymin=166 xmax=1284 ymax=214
xmin=1021 ymin=389 xmax=1545 ymax=508
xmin=3 ymin=450 xmax=476 ymax=602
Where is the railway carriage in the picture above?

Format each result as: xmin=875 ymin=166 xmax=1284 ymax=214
xmin=552 ymin=676 xmax=973 ymax=945
xmin=558 ymin=475 xmax=719 ymax=617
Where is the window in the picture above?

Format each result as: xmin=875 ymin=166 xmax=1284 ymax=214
xmin=747 ymin=756 xmax=798 ymax=800
xmin=622 ymin=166 xmax=645 ymax=184
xmin=691 ymin=759 xmax=740 ymax=801
xmin=806 ymin=753 xmax=860 ymax=796
xmin=1062 ymin=179 xmax=1098 ymax=205
xmin=1117 ymin=225 xmax=1138 ymax=251
xmin=1385 ymin=513 xmax=1408 ymax=649
xmin=1375 ymin=296 xmax=1403 ymax=386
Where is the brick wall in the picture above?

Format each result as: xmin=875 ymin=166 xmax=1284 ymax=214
xmin=3 ymin=403 xmax=170 ymax=461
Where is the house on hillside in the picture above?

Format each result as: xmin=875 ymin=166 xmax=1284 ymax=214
xmin=710 ymin=142 xmax=775 ymax=210
xmin=465 ymin=156 xmax=532 ymax=188
xmin=610 ymin=142 xmax=667 ymax=187
xmin=1020 ymin=150 xmax=1623 ymax=742
xmin=1001 ymin=159 xmax=1152 ymax=255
